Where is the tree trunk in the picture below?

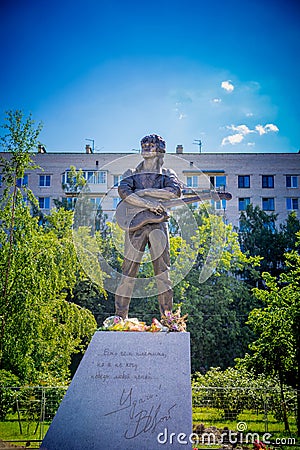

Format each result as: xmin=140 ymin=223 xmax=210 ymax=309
xmin=278 ymin=365 xmax=291 ymax=434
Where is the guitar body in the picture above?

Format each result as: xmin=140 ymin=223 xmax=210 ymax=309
xmin=115 ymin=200 xmax=169 ymax=231
xmin=114 ymin=191 xmax=232 ymax=232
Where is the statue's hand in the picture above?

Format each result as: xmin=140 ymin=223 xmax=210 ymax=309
xmin=146 ymin=200 xmax=165 ymax=215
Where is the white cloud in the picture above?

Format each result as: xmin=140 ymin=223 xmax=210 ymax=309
xmin=222 ymin=122 xmax=279 ymax=146
xmin=222 ymin=133 xmax=244 ymax=145
xmin=255 ymin=123 xmax=279 ymax=135
xmin=221 ymin=123 xmax=252 ymax=146
xmin=227 ymin=124 xmax=253 ymax=135
xmin=212 ymin=97 xmax=222 ymax=103
xmin=265 ymin=123 xmax=279 ymax=133
xmin=221 ymin=80 xmax=234 ymax=92
xmin=255 ymin=125 xmax=266 ymax=135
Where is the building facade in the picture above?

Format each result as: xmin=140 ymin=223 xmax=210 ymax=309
xmin=1 ymin=146 xmax=299 ymax=229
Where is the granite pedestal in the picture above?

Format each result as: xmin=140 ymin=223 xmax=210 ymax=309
xmin=41 ymin=331 xmax=193 ymax=450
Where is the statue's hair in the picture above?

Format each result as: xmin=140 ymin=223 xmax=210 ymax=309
xmin=140 ymin=134 xmax=166 ymax=153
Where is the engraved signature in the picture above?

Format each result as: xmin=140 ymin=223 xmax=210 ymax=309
xmin=104 ymin=387 xmax=177 ymax=439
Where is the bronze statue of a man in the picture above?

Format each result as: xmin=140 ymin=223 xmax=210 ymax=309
xmin=115 ymin=134 xmax=182 ymax=319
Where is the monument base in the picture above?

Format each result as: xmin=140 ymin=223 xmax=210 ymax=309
xmin=41 ymin=331 xmax=193 ymax=449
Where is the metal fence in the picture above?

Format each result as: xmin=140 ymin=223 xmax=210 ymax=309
xmin=0 ymin=385 xmax=298 ymax=448
xmin=0 ymin=386 xmax=67 ymax=448
xmin=192 ymin=386 xmax=298 ymax=447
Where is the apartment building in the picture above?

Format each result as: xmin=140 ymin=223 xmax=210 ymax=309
xmin=1 ymin=145 xmax=299 ymax=229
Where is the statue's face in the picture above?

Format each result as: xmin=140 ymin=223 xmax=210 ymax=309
xmin=141 ymin=141 xmax=160 ymax=158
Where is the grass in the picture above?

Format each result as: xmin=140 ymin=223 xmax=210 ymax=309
xmin=193 ymin=407 xmax=298 ymax=434
xmin=0 ymin=414 xmax=50 ymax=448
xmin=0 ymin=408 xmax=298 ymax=448
xmin=192 ymin=407 xmax=298 ymax=449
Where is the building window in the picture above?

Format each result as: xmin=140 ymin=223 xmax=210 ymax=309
xmin=63 ymin=172 xmax=76 ymax=185
xmin=16 ymin=174 xmax=28 ymax=187
xmin=39 ymin=175 xmax=51 ymax=187
xmin=262 ymin=175 xmax=274 ymax=188
xmin=286 ymin=198 xmax=299 ymax=210
xmin=238 ymin=175 xmax=250 ymax=188
xmin=90 ymin=197 xmax=102 ymax=207
xmin=286 ymin=175 xmax=298 ymax=188
xmin=39 ymin=197 xmax=50 ymax=209
xmin=186 ymin=176 xmax=199 ymax=188
xmin=86 ymin=171 xmax=95 ymax=183
xmin=218 ymin=199 xmax=227 ymax=210
xmin=66 ymin=197 xmax=75 ymax=208
xmin=85 ymin=171 xmax=107 ymax=184
xmin=238 ymin=197 xmax=250 ymax=211
xmin=113 ymin=198 xmax=121 ymax=209
xmin=216 ymin=175 xmax=226 ymax=189
xmin=211 ymin=199 xmax=227 ymax=210
xmin=113 ymin=175 xmax=122 ymax=187
xmin=97 ymin=172 xmax=106 ymax=184
xmin=262 ymin=197 xmax=275 ymax=211
xmin=210 ymin=175 xmax=226 ymax=190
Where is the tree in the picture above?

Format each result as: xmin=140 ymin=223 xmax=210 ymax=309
xmin=192 ymin=367 xmax=256 ymax=420
xmin=53 ymin=165 xmax=87 ymax=211
xmin=0 ymin=110 xmax=42 ymax=332
xmin=66 ymin=279 xmax=107 ymax=327
xmin=173 ymin=206 xmax=260 ymax=372
xmin=0 ymin=111 xmax=99 ymax=383
xmin=192 ymin=367 xmax=296 ymax=423
xmin=53 ymin=166 xmax=109 ymax=326
xmin=238 ymin=204 xmax=300 ymax=280
xmin=239 ymin=231 xmax=300 ymax=435
xmin=0 ymin=195 xmax=97 ymax=382
xmin=279 ymin=211 xmax=300 ymax=252
xmin=183 ymin=273 xmax=257 ymax=372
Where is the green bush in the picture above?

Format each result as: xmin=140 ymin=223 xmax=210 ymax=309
xmin=0 ymin=369 xmax=21 ymax=419
xmin=192 ymin=367 xmax=297 ymax=423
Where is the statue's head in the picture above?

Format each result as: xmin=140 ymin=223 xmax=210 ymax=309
xmin=140 ymin=134 xmax=166 ymax=156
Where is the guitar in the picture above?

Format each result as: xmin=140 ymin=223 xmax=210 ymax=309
xmin=115 ymin=191 xmax=232 ymax=231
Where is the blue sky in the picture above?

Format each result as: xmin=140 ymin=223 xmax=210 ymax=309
xmin=1 ymin=0 xmax=300 ymax=153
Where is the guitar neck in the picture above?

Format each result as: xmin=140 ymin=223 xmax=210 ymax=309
xmin=161 ymin=191 xmax=230 ymax=208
